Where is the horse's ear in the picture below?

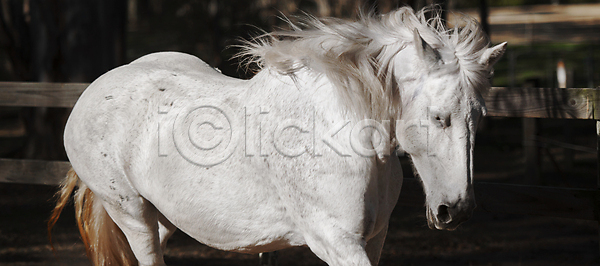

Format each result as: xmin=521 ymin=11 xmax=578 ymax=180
xmin=413 ymin=29 xmax=441 ymax=65
xmin=478 ymin=42 xmax=507 ymax=68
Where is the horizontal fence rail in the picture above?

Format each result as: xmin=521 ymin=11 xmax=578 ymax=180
xmin=1 ymin=82 xmax=600 ymax=222
xmin=0 ymin=82 xmax=88 ymax=108
xmin=2 ymin=82 xmax=600 ymax=118
xmin=0 ymin=158 xmax=70 ymax=185
xmin=485 ymin=87 xmax=600 ymax=119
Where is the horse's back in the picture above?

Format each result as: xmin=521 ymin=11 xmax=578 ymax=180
xmin=129 ymin=52 xmax=222 ymax=77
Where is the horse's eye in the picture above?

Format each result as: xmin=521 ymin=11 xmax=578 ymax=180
xmin=430 ymin=111 xmax=451 ymax=128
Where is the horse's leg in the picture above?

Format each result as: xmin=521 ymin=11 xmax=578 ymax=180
xmin=102 ymin=197 xmax=166 ymax=266
xmin=304 ymin=227 xmax=372 ymax=266
xmin=158 ymin=212 xmax=177 ymax=252
xmin=365 ymin=225 xmax=388 ymax=266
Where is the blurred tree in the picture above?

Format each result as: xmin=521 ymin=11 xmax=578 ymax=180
xmin=0 ymin=0 xmax=126 ymax=159
xmin=480 ymin=0 xmax=490 ymax=35
xmin=0 ymin=0 xmax=126 ymax=82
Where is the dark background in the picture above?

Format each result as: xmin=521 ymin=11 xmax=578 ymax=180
xmin=1 ymin=0 xmax=600 ymax=265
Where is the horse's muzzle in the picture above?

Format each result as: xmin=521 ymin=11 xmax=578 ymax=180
xmin=426 ymin=200 xmax=475 ymax=231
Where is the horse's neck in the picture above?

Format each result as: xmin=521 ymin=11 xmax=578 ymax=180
xmin=250 ymin=68 xmax=400 ymax=158
xmin=249 ymin=68 xmax=346 ymax=116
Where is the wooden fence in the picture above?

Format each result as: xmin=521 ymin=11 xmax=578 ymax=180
xmin=1 ymin=82 xmax=600 ymax=255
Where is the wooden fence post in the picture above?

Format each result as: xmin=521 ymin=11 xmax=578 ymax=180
xmin=596 ymin=120 xmax=600 ymax=255
xmin=523 ymin=118 xmax=540 ymax=184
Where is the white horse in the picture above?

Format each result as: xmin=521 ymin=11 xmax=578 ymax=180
xmin=48 ymin=7 xmax=505 ymax=266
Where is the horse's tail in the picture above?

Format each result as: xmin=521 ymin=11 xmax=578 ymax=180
xmin=48 ymin=168 xmax=137 ymax=266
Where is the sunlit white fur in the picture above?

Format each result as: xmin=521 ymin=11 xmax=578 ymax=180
xmin=50 ymin=7 xmax=506 ymax=266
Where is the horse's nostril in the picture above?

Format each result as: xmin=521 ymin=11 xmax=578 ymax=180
xmin=437 ymin=205 xmax=452 ymax=224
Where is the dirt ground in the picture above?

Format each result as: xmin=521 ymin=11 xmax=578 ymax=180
xmin=0 ymin=183 xmax=598 ymax=266
xmin=2 ymin=118 xmax=600 ymax=266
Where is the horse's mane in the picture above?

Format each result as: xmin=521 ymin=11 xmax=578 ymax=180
xmin=238 ymin=7 xmax=491 ymax=119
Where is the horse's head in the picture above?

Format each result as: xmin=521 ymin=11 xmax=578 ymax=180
xmin=394 ymin=29 xmax=506 ymax=230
